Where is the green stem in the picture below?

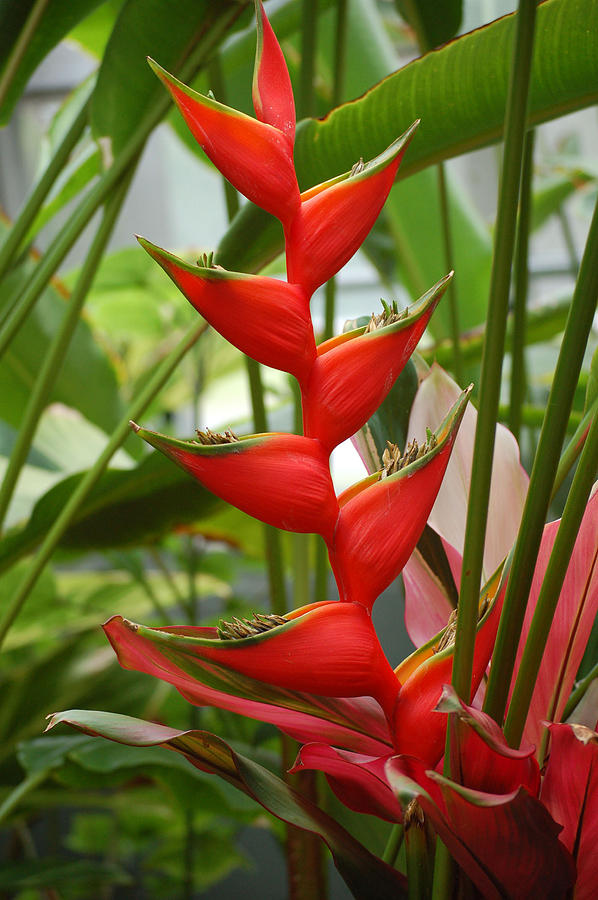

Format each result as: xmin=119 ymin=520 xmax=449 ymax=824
xmin=0 ymin=0 xmax=51 ymax=110
xmin=452 ymin=0 xmax=538 ymax=703
xmin=431 ymin=838 xmax=453 ymax=900
xmin=324 ymin=277 xmax=335 ymax=341
xmin=382 ymin=823 xmax=404 ymax=866
xmin=0 ymin=321 xmax=208 ymax=650
xmin=0 ymin=165 xmax=134 ymax=534
xmin=558 ymin=206 xmax=579 ymax=275
xmin=484 ymin=192 xmax=598 ymax=725
xmin=437 ymin=162 xmax=462 ymax=385
xmin=299 ymin=0 xmax=318 ymax=119
xmin=331 ymin=0 xmax=348 ymax=108
xmin=563 ymin=659 xmax=598 ymax=721
xmin=0 ymin=4 xmax=242 ymax=362
xmin=551 ymin=395 xmax=598 ymax=500
xmin=503 ymin=407 xmax=598 ymax=747
xmin=508 ymin=128 xmax=535 ymax=443
xmin=0 ymin=99 xmax=89 ymax=285
xmin=149 ymin=547 xmax=186 ymax=609
xmin=0 ymin=769 xmax=49 ymax=825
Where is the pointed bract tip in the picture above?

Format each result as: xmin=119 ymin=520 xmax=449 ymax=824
xmin=129 ymin=420 xmax=140 ymax=433
xmin=122 ymin=618 xmax=139 ymax=632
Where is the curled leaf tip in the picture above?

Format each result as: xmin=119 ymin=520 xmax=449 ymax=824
xmin=122 ymin=619 xmax=139 ymax=632
xmin=129 ymin=420 xmax=140 ymax=433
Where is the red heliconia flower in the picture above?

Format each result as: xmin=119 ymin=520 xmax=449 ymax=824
xmin=252 ymin=0 xmax=295 ymax=141
xmin=301 ymin=274 xmax=451 ymax=450
xmin=104 ymin=602 xmax=401 ymax=730
xmin=285 ymin=124 xmax=419 ymax=295
xmin=137 ymin=238 xmax=316 ymax=383
xmin=328 ymin=385 xmax=472 ymax=611
xmin=147 ymin=49 xmax=300 ymax=226
xmin=130 ymin=426 xmax=339 ymax=542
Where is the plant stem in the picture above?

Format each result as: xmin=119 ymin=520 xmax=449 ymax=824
xmin=0 ymin=321 xmax=208 ymax=650
xmin=0 ymin=0 xmax=51 ymax=110
xmin=437 ymin=162 xmax=462 ymax=385
xmin=508 ymin=128 xmax=535 ymax=443
xmin=331 ymin=0 xmax=348 ymax=108
xmin=299 ymin=0 xmax=318 ymax=119
xmin=0 ymin=769 xmax=49 ymax=826
xmin=563 ymin=659 xmax=598 ymax=721
xmin=382 ymin=823 xmax=404 ymax=866
xmin=485 ymin=192 xmax=598 ymax=724
xmin=551 ymin=395 xmax=598 ymax=500
xmin=452 ymin=0 xmax=538 ymax=703
xmin=0 ymin=99 xmax=89 ymax=285
xmin=0 ymin=165 xmax=134 ymax=534
xmin=503 ymin=406 xmax=598 ymax=747
xmin=0 ymin=4 xmax=243 ymax=361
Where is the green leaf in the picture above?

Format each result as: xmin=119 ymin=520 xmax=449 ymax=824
xmin=395 ymin=0 xmax=462 ymax=51
xmin=91 ymin=0 xmax=251 ymax=159
xmin=0 ymin=0 xmax=104 ymax=123
xmin=26 ymin=144 xmax=102 ymax=241
xmin=0 ymin=449 xmax=222 ymax=572
xmin=0 ymin=858 xmax=132 ymax=890
xmin=0 ymin=225 xmax=123 ymax=435
xmin=48 ymin=710 xmax=408 ymax=899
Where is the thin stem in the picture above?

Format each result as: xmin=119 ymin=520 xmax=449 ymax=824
xmin=323 ymin=277 xmax=335 ymax=341
xmin=0 ymin=0 xmax=51 ymax=110
xmin=331 ymin=0 xmax=348 ymax=108
xmin=0 ymin=99 xmax=89 ymax=284
xmin=558 ymin=206 xmax=579 ymax=275
xmin=452 ymin=0 xmax=538 ymax=703
xmin=0 ymin=321 xmax=208 ymax=650
xmin=0 ymin=166 xmax=134 ymax=533
xmin=563 ymin=659 xmax=598 ymax=721
xmin=437 ymin=162 xmax=462 ymax=385
xmin=382 ymin=823 xmax=404 ymax=866
xmin=0 ymin=4 xmax=243 ymax=361
xmin=551 ymin=395 xmax=598 ymax=501
xmin=0 ymin=769 xmax=49 ymax=825
xmin=509 ymin=129 xmax=535 ymax=442
xmin=485 ymin=193 xmax=598 ymax=723
xmin=299 ymin=0 xmax=318 ymax=119
xmin=504 ymin=406 xmax=598 ymax=747
xmin=149 ymin=547 xmax=186 ymax=608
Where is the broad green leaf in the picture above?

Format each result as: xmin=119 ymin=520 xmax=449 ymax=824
xmin=48 ymin=710 xmax=408 ymax=899
xmin=395 ymin=0 xmax=462 ymax=51
xmin=218 ymin=0 xmax=598 ymax=274
xmin=0 ymin=225 xmax=122 ymax=435
xmin=68 ymin=0 xmax=126 ymax=59
xmin=91 ymin=0 xmax=252 ymax=159
xmin=0 ymin=449 xmax=221 ymax=573
xmin=0 ymin=0 xmax=104 ymax=123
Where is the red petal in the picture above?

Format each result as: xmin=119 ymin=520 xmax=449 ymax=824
xmin=329 ymin=386 xmax=471 ymax=611
xmin=392 ymin=566 xmax=506 ymax=765
xmin=138 ymin=238 xmax=315 ymax=382
xmin=149 ymin=59 xmax=299 ymax=224
xmin=436 ymin=685 xmax=540 ymax=796
xmin=105 ymin=602 xmax=400 ymax=722
xmin=134 ymin=428 xmax=338 ymax=540
xmin=292 ymin=744 xmax=401 ymax=822
xmin=541 ymin=722 xmax=598 ymax=900
xmin=103 ymin=616 xmax=393 ymax=755
xmin=252 ymin=1 xmax=295 ymax=140
xmin=509 ymin=489 xmax=598 ymax=750
xmin=285 ymin=123 xmax=418 ymax=295
xmin=388 ymin=757 xmax=575 ymax=900
xmin=302 ymin=275 xmax=449 ymax=450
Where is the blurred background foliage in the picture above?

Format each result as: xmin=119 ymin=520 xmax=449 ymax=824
xmin=0 ymin=0 xmax=597 ymax=896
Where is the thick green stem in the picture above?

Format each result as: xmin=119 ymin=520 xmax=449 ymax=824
xmin=0 ymin=768 xmax=49 ymax=826
xmin=452 ymin=0 xmax=538 ymax=703
xmin=331 ymin=0 xmax=348 ymax=108
xmin=503 ymin=407 xmax=598 ymax=747
xmin=0 ymin=0 xmax=51 ymax=110
xmin=509 ymin=129 xmax=535 ymax=442
xmin=0 ymin=4 xmax=243 ymax=361
xmin=0 ymin=100 xmax=89 ymax=285
xmin=0 ymin=166 xmax=134 ymax=533
xmin=485 ymin=193 xmax=598 ymax=724
xmin=382 ymin=823 xmax=404 ymax=866
xmin=0 ymin=321 xmax=208 ymax=650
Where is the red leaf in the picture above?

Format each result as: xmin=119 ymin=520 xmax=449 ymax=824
xmin=149 ymin=59 xmax=299 ymax=225
xmin=138 ymin=238 xmax=315 ymax=382
xmin=285 ymin=124 xmax=419 ymax=295
xmin=252 ymin=0 xmax=295 ymax=140
xmin=302 ymin=275 xmax=450 ymax=450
